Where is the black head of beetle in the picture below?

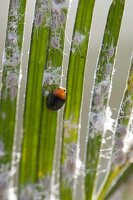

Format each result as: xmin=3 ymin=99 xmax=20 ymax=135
xmin=46 ymin=87 xmax=66 ymax=111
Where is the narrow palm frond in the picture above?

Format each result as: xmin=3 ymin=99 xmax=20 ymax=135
xmin=19 ymin=0 xmax=69 ymax=191
xmin=60 ymin=0 xmax=95 ymax=199
xmin=0 ymin=0 xmax=26 ymax=165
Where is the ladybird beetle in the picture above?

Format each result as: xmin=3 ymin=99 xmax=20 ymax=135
xmin=46 ymin=87 xmax=66 ymax=111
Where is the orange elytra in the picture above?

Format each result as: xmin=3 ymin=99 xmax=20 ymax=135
xmin=46 ymin=87 xmax=66 ymax=111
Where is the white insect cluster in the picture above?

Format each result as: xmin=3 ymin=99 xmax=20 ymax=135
xmin=5 ymin=72 xmax=18 ymax=101
xmin=63 ymin=115 xmax=80 ymax=138
xmin=0 ymin=161 xmax=17 ymax=200
xmin=0 ymin=140 xmax=5 ymax=158
xmin=0 ymin=141 xmax=17 ymax=200
xmin=90 ymin=41 xmax=115 ymax=137
xmin=72 ymin=31 xmax=85 ymax=53
xmin=113 ymin=109 xmax=133 ymax=166
xmin=122 ymin=110 xmax=133 ymax=161
xmin=20 ymin=175 xmax=59 ymax=200
xmin=2 ymin=0 xmax=20 ymax=100
xmin=90 ymin=107 xmax=114 ymax=138
xmin=62 ymin=143 xmax=84 ymax=185
xmin=0 ymin=141 xmax=7 ymax=200
xmin=35 ymin=0 xmax=69 ymax=91
xmin=0 ymin=173 xmax=8 ymax=200
xmin=43 ymin=65 xmax=62 ymax=95
xmin=34 ymin=0 xmax=68 ymax=31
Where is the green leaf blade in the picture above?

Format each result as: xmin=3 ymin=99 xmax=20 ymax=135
xmin=60 ymin=0 xmax=95 ymax=199
xmin=0 ymin=0 xmax=27 ymax=164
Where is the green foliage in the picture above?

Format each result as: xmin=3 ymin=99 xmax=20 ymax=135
xmin=0 ymin=0 xmax=133 ymax=200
